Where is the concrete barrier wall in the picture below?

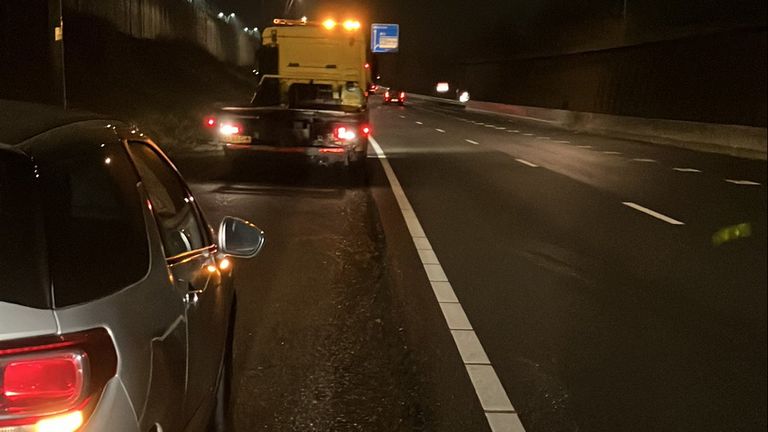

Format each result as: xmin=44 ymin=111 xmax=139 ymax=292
xmin=64 ymin=0 xmax=258 ymax=66
xmin=460 ymin=27 xmax=767 ymax=128
xmin=408 ymin=93 xmax=767 ymax=160
xmin=466 ymin=100 xmax=768 ymax=160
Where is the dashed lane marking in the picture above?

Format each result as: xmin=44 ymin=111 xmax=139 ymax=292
xmin=369 ymin=135 xmax=527 ymax=432
xmin=632 ymin=158 xmax=658 ymax=163
xmin=554 ymin=140 xmax=571 ymax=143
xmin=622 ymin=202 xmax=685 ymax=225
xmin=576 ymin=145 xmax=593 ymax=149
xmin=725 ymin=179 xmax=761 ymax=186
xmin=673 ymin=168 xmax=702 ymax=173
xmin=522 ymin=133 xmax=534 ymax=136
xmin=415 ymin=121 xmax=423 ymax=125
xmin=515 ymin=158 xmax=539 ymax=168
xmin=465 ymin=139 xmax=480 ymax=145
xmin=399 ymin=115 xmax=406 ymax=119
xmin=436 ymin=128 xmax=446 ymax=133
xmin=601 ymin=151 xmax=622 ymax=155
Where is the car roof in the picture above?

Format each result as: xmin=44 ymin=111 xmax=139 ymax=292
xmin=0 ymin=99 xmax=108 ymax=146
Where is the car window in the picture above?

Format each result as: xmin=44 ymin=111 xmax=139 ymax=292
xmin=0 ymin=148 xmax=50 ymax=308
xmin=129 ymin=142 xmax=208 ymax=258
xmin=26 ymin=129 xmax=150 ymax=307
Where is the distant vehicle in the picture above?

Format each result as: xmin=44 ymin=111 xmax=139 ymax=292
xmin=0 ymin=100 xmax=265 ymax=432
xmin=208 ymin=18 xmax=371 ymax=174
xmin=368 ymin=83 xmax=380 ymax=94
xmin=384 ymin=89 xmax=407 ymax=105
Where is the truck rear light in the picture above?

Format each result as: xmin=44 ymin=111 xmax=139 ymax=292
xmin=219 ymin=123 xmax=242 ymax=136
xmin=203 ymin=116 xmax=217 ymax=128
xmin=0 ymin=329 xmax=117 ymax=431
xmin=334 ymin=126 xmax=357 ymax=141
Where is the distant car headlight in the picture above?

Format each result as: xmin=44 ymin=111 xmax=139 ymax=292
xmin=459 ymin=91 xmax=470 ymax=103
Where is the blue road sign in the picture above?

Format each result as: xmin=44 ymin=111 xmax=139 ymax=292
xmin=371 ymin=23 xmax=399 ymax=53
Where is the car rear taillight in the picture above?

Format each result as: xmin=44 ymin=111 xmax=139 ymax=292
xmin=203 ymin=116 xmax=217 ymax=128
xmin=400 ymin=92 xmax=406 ymax=99
xmin=219 ymin=122 xmax=242 ymax=136
xmin=384 ymin=91 xmax=390 ymax=98
xmin=334 ymin=126 xmax=357 ymax=141
xmin=0 ymin=329 xmax=117 ymax=432
xmin=361 ymin=125 xmax=371 ymax=136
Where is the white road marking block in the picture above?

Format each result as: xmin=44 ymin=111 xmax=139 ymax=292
xmin=673 ymin=167 xmax=702 ymax=173
xmin=536 ymin=136 xmax=550 ymax=140
xmin=413 ymin=236 xmax=432 ymax=250
xmin=431 ymin=281 xmax=459 ymax=303
xmin=399 ymin=115 xmax=406 ymax=119
xmin=415 ymin=121 xmax=423 ymax=125
xmin=725 ymin=179 xmax=761 ymax=186
xmin=632 ymin=158 xmax=657 ymax=163
xmin=622 ymin=202 xmax=685 ymax=225
xmin=522 ymin=133 xmax=534 ymax=136
xmin=368 ymin=135 xmax=526 ymax=432
xmin=466 ymin=365 xmax=515 ymax=411
xmin=576 ymin=145 xmax=592 ymax=149
xmin=486 ymin=413 xmax=527 ymax=432
xmin=515 ymin=158 xmax=539 ymax=168
xmin=554 ymin=140 xmax=571 ymax=143
xmin=440 ymin=303 xmax=473 ymax=329
xmin=452 ymin=330 xmax=491 ymax=364
xmin=418 ymin=249 xmax=440 ymax=264
xmin=424 ymin=264 xmax=448 ymax=282
xmin=465 ymin=139 xmax=480 ymax=145
xmin=436 ymin=128 xmax=446 ymax=133
xmin=602 ymin=151 xmax=622 ymax=155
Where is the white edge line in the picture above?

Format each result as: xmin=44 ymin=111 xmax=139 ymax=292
xmin=369 ymin=135 xmax=526 ymax=432
xmin=622 ymin=202 xmax=685 ymax=225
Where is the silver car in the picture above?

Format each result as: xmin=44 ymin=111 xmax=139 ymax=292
xmin=0 ymin=100 xmax=264 ymax=432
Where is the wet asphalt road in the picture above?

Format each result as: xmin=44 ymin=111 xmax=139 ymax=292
xmin=174 ymin=152 xmax=489 ymax=431
xmin=369 ymin=98 xmax=766 ymax=432
xmin=173 ymin=97 xmax=766 ymax=432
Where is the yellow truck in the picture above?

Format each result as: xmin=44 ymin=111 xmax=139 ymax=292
xmin=207 ymin=18 xmax=371 ymax=173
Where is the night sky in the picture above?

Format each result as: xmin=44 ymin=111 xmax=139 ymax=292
xmin=212 ymin=0 xmax=766 ymax=88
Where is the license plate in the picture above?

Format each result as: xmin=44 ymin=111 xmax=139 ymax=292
xmin=227 ymin=135 xmax=252 ymax=144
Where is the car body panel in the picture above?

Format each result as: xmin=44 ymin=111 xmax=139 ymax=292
xmin=0 ymin=302 xmax=59 ymax=341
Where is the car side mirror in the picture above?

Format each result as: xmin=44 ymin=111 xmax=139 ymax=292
xmin=218 ymin=216 xmax=265 ymax=258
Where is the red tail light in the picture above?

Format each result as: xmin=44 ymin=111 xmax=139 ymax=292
xmin=361 ymin=125 xmax=371 ymax=136
xmin=204 ymin=116 xmax=217 ymax=128
xmin=0 ymin=329 xmax=117 ymax=431
xmin=384 ymin=91 xmax=390 ymax=98
xmin=400 ymin=92 xmax=406 ymax=99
